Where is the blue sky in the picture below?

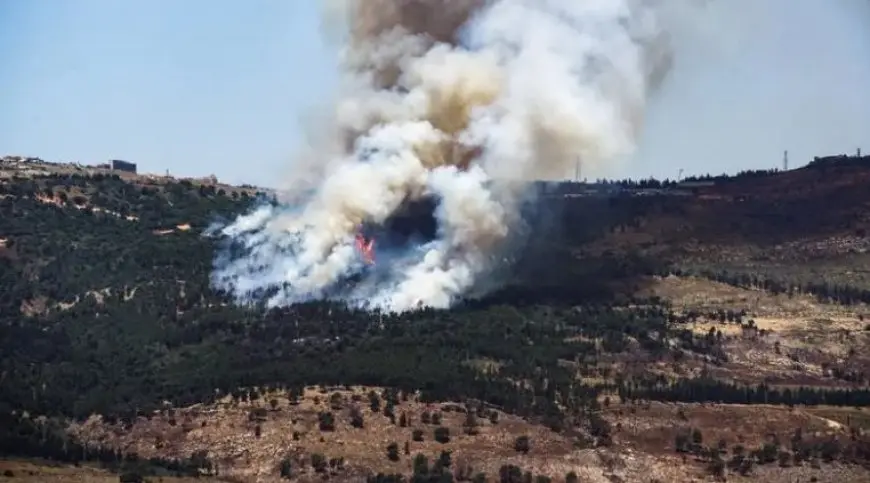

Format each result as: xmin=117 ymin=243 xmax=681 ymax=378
xmin=0 ymin=0 xmax=336 ymax=186
xmin=2 ymin=0 xmax=870 ymax=186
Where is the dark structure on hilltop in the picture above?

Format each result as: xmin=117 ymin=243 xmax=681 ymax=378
xmin=109 ymin=159 xmax=137 ymax=174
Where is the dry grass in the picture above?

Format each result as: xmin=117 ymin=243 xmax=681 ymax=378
xmin=69 ymin=386 xmax=574 ymax=482
xmin=605 ymin=402 xmax=870 ymax=483
xmin=14 ymin=399 xmax=870 ymax=483
xmin=729 ymin=462 xmax=870 ymax=483
xmin=710 ymin=328 xmax=870 ymax=387
xmin=606 ymin=402 xmax=845 ymax=453
xmin=640 ymin=275 xmax=865 ymax=320
xmin=67 ymin=387 xmax=708 ymax=483
xmin=636 ymin=275 xmax=870 ymax=387
xmin=0 ymin=459 xmax=221 ymax=483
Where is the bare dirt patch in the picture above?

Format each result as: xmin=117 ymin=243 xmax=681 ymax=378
xmin=806 ymin=407 xmax=870 ymax=430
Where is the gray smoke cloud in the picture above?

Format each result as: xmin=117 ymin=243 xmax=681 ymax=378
xmin=208 ymin=0 xmax=704 ymax=313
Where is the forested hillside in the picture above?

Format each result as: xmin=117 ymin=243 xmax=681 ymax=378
xmin=2 ymin=160 xmax=870 ymax=482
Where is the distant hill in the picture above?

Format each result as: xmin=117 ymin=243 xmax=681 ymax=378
xmin=0 ymin=154 xmax=271 ymax=197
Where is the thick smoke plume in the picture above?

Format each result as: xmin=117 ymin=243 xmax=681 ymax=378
xmin=209 ymin=0 xmax=691 ymax=313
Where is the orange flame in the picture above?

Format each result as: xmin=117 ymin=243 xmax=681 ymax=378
xmin=355 ymin=233 xmax=375 ymax=265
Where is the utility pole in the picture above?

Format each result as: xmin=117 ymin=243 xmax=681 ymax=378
xmin=574 ymin=158 xmax=581 ymax=183
xmin=783 ymin=150 xmax=789 ymax=171
xmin=677 ymin=169 xmax=684 ymax=182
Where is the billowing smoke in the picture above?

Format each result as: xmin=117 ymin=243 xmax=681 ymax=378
xmin=209 ymin=0 xmax=694 ymax=313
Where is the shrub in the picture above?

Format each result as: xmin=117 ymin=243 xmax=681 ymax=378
xmin=514 ymin=435 xmax=530 ymax=454
xmin=434 ymin=426 xmax=450 ymax=444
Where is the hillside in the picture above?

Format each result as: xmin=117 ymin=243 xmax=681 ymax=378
xmin=1 ymin=155 xmax=870 ymax=482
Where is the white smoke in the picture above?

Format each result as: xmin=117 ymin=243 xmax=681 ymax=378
xmin=209 ymin=0 xmax=702 ymax=313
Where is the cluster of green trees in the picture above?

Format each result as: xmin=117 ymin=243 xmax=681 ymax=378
xmin=620 ymin=378 xmax=870 ymax=407
xmin=364 ymin=457 xmax=573 ymax=483
xmin=0 ymin=411 xmax=215 ymax=479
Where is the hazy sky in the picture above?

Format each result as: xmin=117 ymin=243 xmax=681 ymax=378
xmin=2 ymin=0 xmax=870 ymax=186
